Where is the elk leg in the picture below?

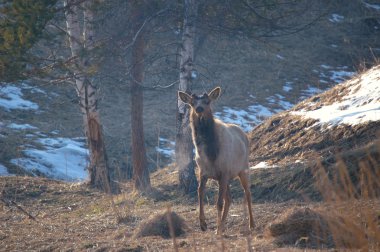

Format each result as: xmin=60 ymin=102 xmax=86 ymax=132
xmin=216 ymin=177 xmax=229 ymax=235
xmin=221 ymin=183 xmax=231 ymax=226
xmin=239 ymin=170 xmax=255 ymax=231
xmin=198 ymin=176 xmax=208 ymax=231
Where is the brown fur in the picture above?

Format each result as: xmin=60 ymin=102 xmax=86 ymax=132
xmin=191 ymin=110 xmax=219 ymax=162
xmin=178 ymin=87 xmax=254 ymax=235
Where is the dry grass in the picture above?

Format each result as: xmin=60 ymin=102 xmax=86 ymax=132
xmin=312 ymin=143 xmax=380 ymax=251
xmin=0 ymin=170 xmax=295 ymax=251
xmin=1 ymin=159 xmax=379 ymax=251
xmin=0 ymin=136 xmax=379 ymax=251
xmin=249 ymin=113 xmax=380 ymax=167
xmin=265 ymin=206 xmax=368 ymax=249
xmin=133 ymin=210 xmax=187 ymax=239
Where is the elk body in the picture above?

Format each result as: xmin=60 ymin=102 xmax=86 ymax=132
xmin=178 ymin=87 xmax=254 ymax=235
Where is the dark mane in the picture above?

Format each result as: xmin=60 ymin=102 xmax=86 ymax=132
xmin=191 ymin=112 xmax=219 ymax=161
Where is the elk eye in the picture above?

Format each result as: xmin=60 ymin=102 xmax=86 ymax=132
xmin=203 ymin=100 xmax=210 ymax=105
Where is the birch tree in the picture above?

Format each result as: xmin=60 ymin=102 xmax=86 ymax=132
xmin=175 ymin=0 xmax=198 ymax=194
xmin=64 ymin=0 xmax=112 ymax=193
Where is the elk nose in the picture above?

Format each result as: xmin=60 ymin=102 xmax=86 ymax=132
xmin=196 ymin=107 xmax=204 ymax=113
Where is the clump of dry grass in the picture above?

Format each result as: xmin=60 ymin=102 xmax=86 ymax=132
xmin=310 ymin=140 xmax=380 ymax=250
xmin=133 ymin=210 xmax=187 ymax=239
xmin=265 ymin=206 xmax=367 ymax=249
xmin=264 ymin=139 xmax=380 ymax=250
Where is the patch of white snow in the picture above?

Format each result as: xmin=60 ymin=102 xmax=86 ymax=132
xmin=318 ymin=65 xmax=356 ymax=84
xmin=7 ymin=123 xmax=38 ymax=130
xmin=250 ymin=161 xmax=276 ymax=169
xmin=283 ymin=82 xmax=293 ymax=92
xmin=329 ymin=14 xmax=344 ymax=23
xmin=0 ymin=164 xmax=13 ymax=176
xmin=156 ymin=137 xmax=175 ymax=159
xmin=11 ymin=137 xmax=89 ymax=181
xmin=21 ymin=83 xmax=47 ymax=94
xmin=300 ymin=86 xmax=323 ymax=100
xmin=293 ymin=66 xmax=380 ymax=127
xmin=0 ymin=85 xmax=39 ymax=111
xmin=362 ymin=1 xmax=380 ymax=10
xmin=215 ymin=104 xmax=274 ymax=132
xmin=267 ymin=94 xmax=294 ymax=110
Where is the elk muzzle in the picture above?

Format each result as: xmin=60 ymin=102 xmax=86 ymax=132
xmin=196 ymin=106 xmax=204 ymax=113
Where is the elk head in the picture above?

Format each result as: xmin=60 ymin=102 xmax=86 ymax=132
xmin=178 ymin=87 xmax=221 ymax=115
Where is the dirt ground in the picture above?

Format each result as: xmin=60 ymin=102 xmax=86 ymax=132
xmin=1 ymin=165 xmax=379 ymax=251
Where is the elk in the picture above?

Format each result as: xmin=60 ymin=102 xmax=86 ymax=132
xmin=178 ymin=87 xmax=254 ymax=235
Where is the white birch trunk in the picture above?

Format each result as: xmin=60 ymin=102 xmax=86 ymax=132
xmin=175 ymin=0 xmax=198 ymax=194
xmin=65 ymin=0 xmax=111 ymax=192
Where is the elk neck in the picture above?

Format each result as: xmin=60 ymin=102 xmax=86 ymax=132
xmin=191 ymin=110 xmax=219 ymax=162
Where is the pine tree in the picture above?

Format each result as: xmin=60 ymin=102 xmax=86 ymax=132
xmin=0 ymin=0 xmax=57 ymax=81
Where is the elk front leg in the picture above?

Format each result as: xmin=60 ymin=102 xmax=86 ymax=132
xmin=198 ymin=176 xmax=208 ymax=231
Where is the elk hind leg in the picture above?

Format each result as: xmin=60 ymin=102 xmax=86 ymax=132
xmin=221 ymin=183 xmax=231 ymax=226
xmin=239 ymin=170 xmax=254 ymax=231
xmin=216 ymin=177 xmax=229 ymax=235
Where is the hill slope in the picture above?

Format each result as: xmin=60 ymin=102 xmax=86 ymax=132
xmin=249 ymin=65 xmax=380 ymax=167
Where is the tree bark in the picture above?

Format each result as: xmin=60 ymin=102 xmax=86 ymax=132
xmin=175 ymin=0 xmax=198 ymax=194
xmin=130 ymin=2 xmax=151 ymax=192
xmin=65 ymin=0 xmax=112 ymax=193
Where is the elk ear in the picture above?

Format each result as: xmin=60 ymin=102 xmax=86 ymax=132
xmin=208 ymin=87 xmax=221 ymax=101
xmin=178 ymin=91 xmax=192 ymax=104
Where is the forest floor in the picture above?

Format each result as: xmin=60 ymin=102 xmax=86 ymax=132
xmin=1 ymin=164 xmax=379 ymax=251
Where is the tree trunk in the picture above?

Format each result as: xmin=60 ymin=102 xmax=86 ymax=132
xmin=65 ymin=0 xmax=112 ymax=193
xmin=175 ymin=0 xmax=198 ymax=194
xmin=130 ymin=2 xmax=151 ymax=192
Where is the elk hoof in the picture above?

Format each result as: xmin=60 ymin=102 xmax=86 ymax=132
xmin=249 ymin=221 xmax=255 ymax=230
xmin=216 ymin=224 xmax=225 ymax=235
xmin=216 ymin=228 xmax=224 ymax=236
xmin=200 ymin=221 xmax=207 ymax=231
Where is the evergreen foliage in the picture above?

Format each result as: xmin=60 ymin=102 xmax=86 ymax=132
xmin=0 ymin=0 xmax=57 ymax=81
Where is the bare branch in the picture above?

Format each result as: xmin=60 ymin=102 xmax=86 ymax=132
xmin=1 ymin=192 xmax=37 ymax=222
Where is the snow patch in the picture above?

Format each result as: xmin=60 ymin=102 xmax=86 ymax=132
xmin=11 ymin=137 xmax=89 ymax=181
xmin=293 ymin=66 xmax=380 ymax=127
xmin=250 ymin=161 xmax=276 ymax=169
xmin=283 ymin=82 xmax=293 ymax=92
xmin=329 ymin=14 xmax=344 ymax=23
xmin=300 ymin=85 xmax=323 ymax=100
xmin=215 ymin=104 xmax=273 ymax=132
xmin=267 ymin=94 xmax=294 ymax=111
xmin=215 ymin=94 xmax=294 ymax=132
xmin=0 ymin=164 xmax=13 ymax=176
xmin=21 ymin=83 xmax=47 ymax=94
xmin=7 ymin=123 xmax=38 ymax=130
xmin=329 ymin=70 xmax=356 ymax=83
xmin=156 ymin=137 xmax=175 ymax=159
xmin=362 ymin=1 xmax=380 ymax=10
xmin=318 ymin=65 xmax=356 ymax=84
xmin=0 ymin=85 xmax=39 ymax=111
xmin=215 ymin=107 xmax=257 ymax=132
